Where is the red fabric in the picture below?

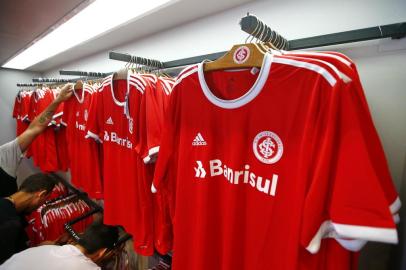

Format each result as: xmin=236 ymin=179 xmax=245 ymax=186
xmin=280 ymin=51 xmax=399 ymax=269
xmin=26 ymin=197 xmax=93 ymax=245
xmin=86 ymin=75 xmax=154 ymax=255
xmin=284 ymin=51 xmax=399 ymax=214
xmin=153 ymin=55 xmax=397 ymax=270
xmin=62 ymin=85 xmax=103 ymax=198
xmin=27 ymin=89 xmax=59 ymax=172
xmin=55 ymin=127 xmax=70 ymax=172
xmin=12 ymin=91 xmax=31 ymax=136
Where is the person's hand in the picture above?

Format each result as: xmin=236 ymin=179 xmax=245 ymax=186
xmin=55 ymin=83 xmax=74 ymax=103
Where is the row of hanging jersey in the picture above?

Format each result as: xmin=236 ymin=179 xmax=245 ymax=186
xmin=150 ymin=42 xmax=400 ymax=270
xmin=60 ymin=82 xmax=104 ymax=199
xmin=26 ymin=186 xmax=93 ymax=246
xmin=12 ymin=87 xmax=68 ymax=172
xmin=84 ymin=70 xmax=175 ymax=256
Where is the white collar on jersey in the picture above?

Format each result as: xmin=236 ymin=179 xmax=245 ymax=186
xmin=108 ymin=72 xmax=131 ymax=107
xmin=73 ymin=83 xmax=92 ymax=104
xmin=197 ymin=52 xmax=272 ymax=109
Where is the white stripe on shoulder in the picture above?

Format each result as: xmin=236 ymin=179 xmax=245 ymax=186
xmin=162 ymin=79 xmax=173 ymax=93
xmin=130 ymin=74 xmax=147 ymax=87
xmin=283 ymin=54 xmax=351 ymax=83
xmin=320 ymin=51 xmax=353 ymax=66
xmin=83 ymin=84 xmax=94 ymax=93
xmin=285 ymin=50 xmax=352 ymax=67
xmin=129 ymin=77 xmax=146 ymax=91
xmin=159 ymin=80 xmax=171 ymax=95
xmin=102 ymin=75 xmax=113 ymax=85
xmin=129 ymin=82 xmax=145 ymax=94
xmin=98 ymin=83 xmax=109 ymax=92
xmin=142 ymin=74 xmax=158 ymax=84
xmin=273 ymin=57 xmax=337 ymax=87
xmin=173 ymin=67 xmax=198 ymax=88
xmin=176 ymin=65 xmax=198 ymax=80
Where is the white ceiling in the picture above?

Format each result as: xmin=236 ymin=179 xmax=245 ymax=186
xmin=0 ymin=0 xmax=91 ymax=67
xmin=5 ymin=0 xmax=254 ymax=72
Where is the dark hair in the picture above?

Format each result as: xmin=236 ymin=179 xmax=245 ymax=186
xmin=19 ymin=173 xmax=56 ymax=194
xmin=79 ymin=222 xmax=119 ymax=254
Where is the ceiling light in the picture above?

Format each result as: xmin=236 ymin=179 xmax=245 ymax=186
xmin=2 ymin=0 xmax=175 ymax=70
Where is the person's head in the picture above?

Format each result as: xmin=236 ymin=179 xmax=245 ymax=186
xmin=15 ymin=173 xmax=56 ymax=213
xmin=78 ymin=222 xmax=119 ymax=262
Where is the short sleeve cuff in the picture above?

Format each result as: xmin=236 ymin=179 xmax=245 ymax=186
xmin=305 ymin=220 xmax=398 ymax=254
xmin=143 ymin=146 xmax=160 ymax=164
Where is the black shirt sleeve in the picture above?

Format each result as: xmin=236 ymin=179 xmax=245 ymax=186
xmin=0 ymin=218 xmax=22 ymax=264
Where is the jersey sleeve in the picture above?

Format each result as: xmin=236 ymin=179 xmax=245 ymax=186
xmin=142 ymin=81 xmax=162 ymax=163
xmin=12 ymin=95 xmax=21 ymax=119
xmin=20 ymin=93 xmax=31 ymax=122
xmin=302 ymin=84 xmax=398 ymax=254
xmin=27 ymin=92 xmax=37 ymax=122
xmin=349 ymin=79 xmax=401 ymax=218
xmin=152 ymin=83 xmax=181 ymax=194
xmin=61 ymin=98 xmax=70 ymax=127
xmin=150 ymin=84 xmax=180 ymax=254
xmin=85 ymin=87 xmax=103 ymax=142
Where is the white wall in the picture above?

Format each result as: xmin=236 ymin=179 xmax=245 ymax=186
xmin=38 ymin=0 xmax=406 ymax=269
xmin=0 ymin=68 xmax=42 ymax=184
xmin=44 ymin=0 xmax=406 ymax=76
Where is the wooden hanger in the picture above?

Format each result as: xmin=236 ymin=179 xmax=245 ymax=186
xmin=203 ymin=43 xmax=266 ymax=72
xmin=74 ymin=80 xmax=83 ymax=90
xmin=113 ymin=68 xmax=128 ymax=80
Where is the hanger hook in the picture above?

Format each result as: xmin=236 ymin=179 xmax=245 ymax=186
xmin=281 ymin=36 xmax=287 ymax=51
xmin=256 ymin=21 xmax=262 ymax=43
xmin=276 ymin=33 xmax=283 ymax=50
xmin=262 ymin=23 xmax=269 ymax=45
xmin=261 ymin=21 xmax=268 ymax=43
xmin=249 ymin=16 xmax=261 ymax=43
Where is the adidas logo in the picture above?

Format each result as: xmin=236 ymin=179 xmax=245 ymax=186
xmin=192 ymin=133 xmax=207 ymax=146
xmin=106 ymin=117 xmax=114 ymax=125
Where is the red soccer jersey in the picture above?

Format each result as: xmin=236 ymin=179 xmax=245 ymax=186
xmin=20 ymin=91 xmax=32 ymax=123
xmin=86 ymin=74 xmax=154 ymax=255
xmin=152 ymin=53 xmax=397 ymax=270
xmin=129 ymin=74 xmax=176 ymax=254
xmin=12 ymin=91 xmax=31 ymax=136
xmin=27 ymin=88 xmax=59 ymax=172
xmin=61 ymin=84 xmax=103 ymax=198
xmin=12 ymin=92 xmax=23 ymax=135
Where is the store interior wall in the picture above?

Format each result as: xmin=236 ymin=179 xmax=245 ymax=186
xmin=1 ymin=0 xmax=405 ymax=269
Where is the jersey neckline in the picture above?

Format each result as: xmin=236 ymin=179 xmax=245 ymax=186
xmin=73 ymin=83 xmax=92 ymax=104
xmin=108 ymin=73 xmax=130 ymax=107
xmin=197 ymin=52 xmax=273 ymax=109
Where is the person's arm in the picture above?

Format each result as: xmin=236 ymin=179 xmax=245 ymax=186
xmin=17 ymin=84 xmax=74 ymax=153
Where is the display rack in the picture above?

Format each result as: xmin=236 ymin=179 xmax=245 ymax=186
xmin=59 ymin=70 xmax=111 ymax=77
xmin=109 ymin=14 xmax=406 ymax=70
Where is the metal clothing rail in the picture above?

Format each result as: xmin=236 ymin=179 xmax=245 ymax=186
xmin=109 ymin=51 xmax=164 ymax=68
xmin=109 ymin=15 xmax=406 ymax=70
xmin=59 ymin=70 xmax=111 ymax=77
xmin=16 ymin=83 xmax=42 ymax=87
xmin=32 ymin=78 xmax=75 ymax=83
xmin=239 ymin=14 xmax=288 ymax=50
xmin=109 ymin=50 xmax=226 ymax=70
xmin=240 ymin=14 xmax=406 ymax=50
